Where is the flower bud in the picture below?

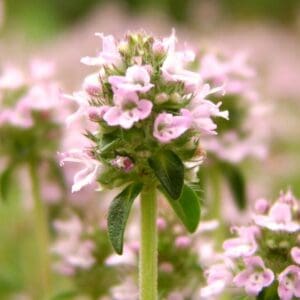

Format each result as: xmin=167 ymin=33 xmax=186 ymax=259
xmin=118 ymin=40 xmax=129 ymax=55
xmin=159 ymin=262 xmax=174 ymax=273
xmin=170 ymin=92 xmax=181 ymax=104
xmin=154 ymin=92 xmax=168 ymax=105
xmin=175 ymin=236 xmax=191 ymax=249
xmin=254 ymin=198 xmax=270 ymax=214
xmin=157 ymin=218 xmax=167 ymax=231
xmin=152 ymin=40 xmax=166 ymax=56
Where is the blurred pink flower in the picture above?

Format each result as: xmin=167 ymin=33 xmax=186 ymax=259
xmin=291 ymin=247 xmax=300 ymax=265
xmin=278 ymin=265 xmax=300 ymax=300
xmin=253 ymin=201 xmax=300 ymax=232
xmin=233 ymin=256 xmax=274 ymax=296
xmin=223 ymin=226 xmax=258 ymax=258
xmin=201 ymin=263 xmax=233 ymax=298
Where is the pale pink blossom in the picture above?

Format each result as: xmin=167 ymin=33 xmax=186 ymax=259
xmin=223 ymin=226 xmax=258 ymax=258
xmin=82 ymin=73 xmax=101 ymax=96
xmin=108 ymin=65 xmax=154 ymax=93
xmin=153 ymin=112 xmax=191 ymax=143
xmin=103 ymin=90 xmax=152 ymax=129
xmin=159 ymin=30 xmax=201 ymax=92
xmin=254 ymin=198 xmax=270 ymax=214
xmin=201 ymin=263 xmax=233 ymax=298
xmin=105 ymin=246 xmax=136 ymax=266
xmin=253 ymin=201 xmax=300 ymax=232
xmin=64 ymin=91 xmax=90 ymax=126
xmin=183 ymin=84 xmax=228 ymax=135
xmin=52 ymin=215 xmax=95 ymax=274
xmin=81 ymin=33 xmax=122 ymax=67
xmin=157 ymin=218 xmax=167 ymax=231
xmin=233 ymin=256 xmax=274 ymax=296
xmin=88 ymin=105 xmax=110 ymax=122
xmin=20 ymin=83 xmax=60 ymax=112
xmin=29 ymin=59 xmax=55 ymax=81
xmin=0 ymin=66 xmax=25 ymax=89
xmin=291 ymin=247 xmax=300 ymax=265
xmin=278 ymin=265 xmax=300 ymax=300
xmin=59 ymin=149 xmax=102 ymax=192
xmin=175 ymin=236 xmax=192 ymax=249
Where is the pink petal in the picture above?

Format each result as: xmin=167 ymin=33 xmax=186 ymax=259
xmin=103 ymin=107 xmax=122 ymax=126
xmin=233 ymin=270 xmax=250 ymax=287
xmin=291 ymin=247 xmax=300 ymax=265
xmin=137 ymin=99 xmax=153 ymax=119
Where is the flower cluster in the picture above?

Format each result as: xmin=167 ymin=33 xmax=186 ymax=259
xmin=0 ymin=60 xmax=63 ymax=163
xmin=199 ymin=52 xmax=268 ymax=163
xmin=202 ymin=190 xmax=300 ymax=300
xmin=61 ymin=30 xmax=228 ymax=193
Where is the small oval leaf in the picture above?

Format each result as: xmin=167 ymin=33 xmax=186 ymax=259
xmin=148 ymin=150 xmax=184 ymax=200
xmin=108 ymin=182 xmax=143 ymax=254
xmin=162 ymin=184 xmax=201 ymax=233
xmin=220 ymin=161 xmax=246 ymax=210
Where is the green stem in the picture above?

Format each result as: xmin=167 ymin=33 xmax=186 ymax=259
xmin=29 ymin=162 xmax=51 ymax=299
xmin=210 ymin=168 xmax=226 ymax=249
xmin=139 ymin=186 xmax=158 ymax=300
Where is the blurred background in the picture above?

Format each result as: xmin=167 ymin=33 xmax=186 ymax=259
xmin=0 ymin=0 xmax=300 ymax=299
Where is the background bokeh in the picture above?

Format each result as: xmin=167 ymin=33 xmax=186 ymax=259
xmin=1 ymin=0 xmax=300 ymax=299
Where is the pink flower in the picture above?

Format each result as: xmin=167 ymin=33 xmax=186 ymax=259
xmin=81 ymin=33 xmax=122 ymax=67
xmin=161 ymin=51 xmax=201 ymax=93
xmin=82 ymin=73 xmax=101 ymax=96
xmin=291 ymin=247 xmax=300 ymax=265
xmin=278 ymin=265 xmax=300 ymax=300
xmin=20 ymin=83 xmax=60 ymax=112
xmin=108 ymin=65 xmax=154 ymax=93
xmin=175 ymin=236 xmax=192 ymax=249
xmin=88 ymin=106 xmax=110 ymax=122
xmin=233 ymin=256 xmax=274 ymax=296
xmin=59 ymin=149 xmax=102 ymax=192
xmin=153 ymin=112 xmax=191 ymax=143
xmin=254 ymin=198 xmax=270 ymax=214
xmin=253 ymin=201 xmax=300 ymax=232
xmin=64 ymin=92 xmax=90 ymax=126
xmin=183 ymin=84 xmax=228 ymax=135
xmin=223 ymin=226 xmax=258 ymax=258
xmin=29 ymin=59 xmax=55 ymax=81
xmin=103 ymin=90 xmax=152 ymax=129
xmin=0 ymin=66 xmax=25 ymax=89
xmin=201 ymin=263 xmax=233 ymax=298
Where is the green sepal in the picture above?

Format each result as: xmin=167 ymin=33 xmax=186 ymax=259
xmin=162 ymin=184 xmax=201 ymax=233
xmin=108 ymin=182 xmax=143 ymax=254
xmin=148 ymin=149 xmax=184 ymax=200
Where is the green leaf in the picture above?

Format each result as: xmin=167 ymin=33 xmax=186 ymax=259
xmin=148 ymin=150 xmax=184 ymax=200
xmin=220 ymin=161 xmax=247 ymax=210
xmin=108 ymin=182 xmax=143 ymax=254
xmin=162 ymin=184 xmax=201 ymax=233
xmin=0 ymin=166 xmax=15 ymax=202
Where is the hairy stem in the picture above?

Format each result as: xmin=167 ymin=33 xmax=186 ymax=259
xmin=139 ymin=186 xmax=158 ymax=300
